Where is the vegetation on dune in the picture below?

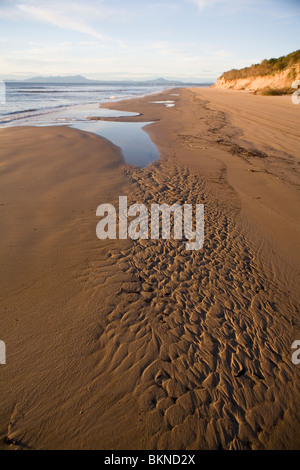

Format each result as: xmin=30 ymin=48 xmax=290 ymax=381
xmin=260 ymin=87 xmax=293 ymax=96
xmin=221 ymin=49 xmax=300 ymax=81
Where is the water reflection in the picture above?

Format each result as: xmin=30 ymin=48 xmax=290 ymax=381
xmin=72 ymin=120 xmax=159 ymax=167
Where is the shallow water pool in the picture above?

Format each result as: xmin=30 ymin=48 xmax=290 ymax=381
xmin=72 ymin=119 xmax=159 ymax=167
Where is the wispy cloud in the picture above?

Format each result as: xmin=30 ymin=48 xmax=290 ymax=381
xmin=188 ymin=0 xmax=260 ymax=13
xmin=0 ymin=0 xmax=126 ymax=44
xmin=188 ymin=0 xmax=212 ymax=10
xmin=17 ymin=1 xmax=105 ymax=40
xmin=188 ymin=0 xmax=300 ymax=16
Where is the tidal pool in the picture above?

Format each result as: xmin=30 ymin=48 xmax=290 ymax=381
xmin=72 ymin=120 xmax=159 ymax=167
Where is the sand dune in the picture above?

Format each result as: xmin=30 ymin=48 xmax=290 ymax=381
xmin=0 ymin=88 xmax=299 ymax=449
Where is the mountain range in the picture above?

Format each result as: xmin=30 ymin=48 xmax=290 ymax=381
xmin=11 ymin=75 xmax=210 ymax=86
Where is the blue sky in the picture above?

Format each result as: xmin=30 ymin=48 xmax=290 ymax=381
xmin=0 ymin=0 xmax=299 ymax=82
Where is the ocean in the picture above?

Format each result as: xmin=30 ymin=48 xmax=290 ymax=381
xmin=0 ymin=82 xmax=173 ymax=127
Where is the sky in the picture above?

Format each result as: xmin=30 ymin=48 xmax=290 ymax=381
xmin=0 ymin=0 xmax=299 ymax=82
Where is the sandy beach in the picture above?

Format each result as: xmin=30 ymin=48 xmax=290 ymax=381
xmin=0 ymin=87 xmax=299 ymax=450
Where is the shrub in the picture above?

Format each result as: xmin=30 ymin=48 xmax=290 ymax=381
xmin=260 ymin=87 xmax=293 ymax=96
xmin=220 ymin=49 xmax=300 ymax=81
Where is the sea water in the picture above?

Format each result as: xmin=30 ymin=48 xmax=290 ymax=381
xmin=0 ymin=82 xmax=173 ymax=166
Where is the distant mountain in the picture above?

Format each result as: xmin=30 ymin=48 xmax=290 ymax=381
xmin=145 ymin=77 xmax=184 ymax=85
xmin=19 ymin=75 xmax=211 ymax=86
xmin=24 ymin=75 xmax=92 ymax=83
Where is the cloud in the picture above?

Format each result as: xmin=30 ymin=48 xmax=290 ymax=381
xmin=188 ymin=0 xmax=211 ymax=9
xmin=0 ymin=0 xmax=126 ymax=44
xmin=188 ymin=0 xmax=257 ymax=12
xmin=16 ymin=1 xmax=106 ymax=40
xmin=214 ymin=49 xmax=234 ymax=58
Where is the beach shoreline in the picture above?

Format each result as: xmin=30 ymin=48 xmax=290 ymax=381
xmin=0 ymin=87 xmax=299 ymax=450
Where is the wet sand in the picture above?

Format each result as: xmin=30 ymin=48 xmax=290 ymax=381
xmin=0 ymin=88 xmax=299 ymax=450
